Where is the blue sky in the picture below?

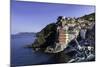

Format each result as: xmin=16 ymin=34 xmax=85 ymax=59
xmin=11 ymin=0 xmax=95 ymax=34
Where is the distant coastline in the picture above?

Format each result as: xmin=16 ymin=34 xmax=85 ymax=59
xmin=11 ymin=32 xmax=36 ymax=35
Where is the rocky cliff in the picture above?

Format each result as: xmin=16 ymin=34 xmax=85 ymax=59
xmin=32 ymin=13 xmax=95 ymax=55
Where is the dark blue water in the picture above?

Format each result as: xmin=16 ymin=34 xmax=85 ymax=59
xmin=11 ymin=34 xmax=55 ymax=66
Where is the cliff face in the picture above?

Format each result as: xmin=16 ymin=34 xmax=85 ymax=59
xmin=32 ymin=13 xmax=95 ymax=53
xmin=32 ymin=23 xmax=57 ymax=50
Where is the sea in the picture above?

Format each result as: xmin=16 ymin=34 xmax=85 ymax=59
xmin=11 ymin=34 xmax=56 ymax=66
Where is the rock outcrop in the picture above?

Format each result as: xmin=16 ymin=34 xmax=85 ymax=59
xmin=32 ymin=13 xmax=95 ymax=54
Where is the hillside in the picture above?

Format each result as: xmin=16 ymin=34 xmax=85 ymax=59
xmin=32 ymin=13 xmax=95 ymax=52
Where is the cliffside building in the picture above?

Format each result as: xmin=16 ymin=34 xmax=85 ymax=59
xmin=45 ymin=16 xmax=81 ymax=53
xmin=57 ymin=25 xmax=69 ymax=45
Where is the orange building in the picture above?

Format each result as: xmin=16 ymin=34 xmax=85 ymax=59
xmin=57 ymin=26 xmax=69 ymax=45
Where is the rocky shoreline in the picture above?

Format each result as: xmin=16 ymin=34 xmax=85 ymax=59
xmin=26 ymin=13 xmax=95 ymax=63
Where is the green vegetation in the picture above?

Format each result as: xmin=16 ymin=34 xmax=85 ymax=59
xmin=32 ymin=23 xmax=57 ymax=48
xmin=80 ymin=13 xmax=95 ymax=21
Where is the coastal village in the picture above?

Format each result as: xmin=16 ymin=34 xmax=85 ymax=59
xmin=45 ymin=16 xmax=95 ymax=53
xmin=32 ymin=13 xmax=95 ymax=62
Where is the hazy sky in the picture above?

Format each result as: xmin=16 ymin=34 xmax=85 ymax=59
xmin=11 ymin=0 xmax=95 ymax=34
